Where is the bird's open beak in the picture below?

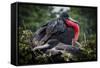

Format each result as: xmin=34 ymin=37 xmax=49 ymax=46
xmin=69 ymin=17 xmax=78 ymax=23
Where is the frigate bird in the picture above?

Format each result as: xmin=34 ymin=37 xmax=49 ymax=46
xmin=30 ymin=12 xmax=80 ymax=55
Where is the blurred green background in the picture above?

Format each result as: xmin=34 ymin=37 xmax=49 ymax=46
xmin=18 ymin=3 xmax=97 ymax=65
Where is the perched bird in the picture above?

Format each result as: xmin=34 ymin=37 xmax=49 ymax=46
xmin=30 ymin=11 xmax=80 ymax=55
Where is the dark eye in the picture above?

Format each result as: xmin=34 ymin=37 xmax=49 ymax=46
xmin=60 ymin=8 xmax=63 ymax=12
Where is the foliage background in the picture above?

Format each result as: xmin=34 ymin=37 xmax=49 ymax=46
xmin=18 ymin=3 xmax=97 ymax=65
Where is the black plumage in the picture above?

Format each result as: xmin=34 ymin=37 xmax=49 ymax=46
xmin=30 ymin=17 xmax=78 ymax=55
